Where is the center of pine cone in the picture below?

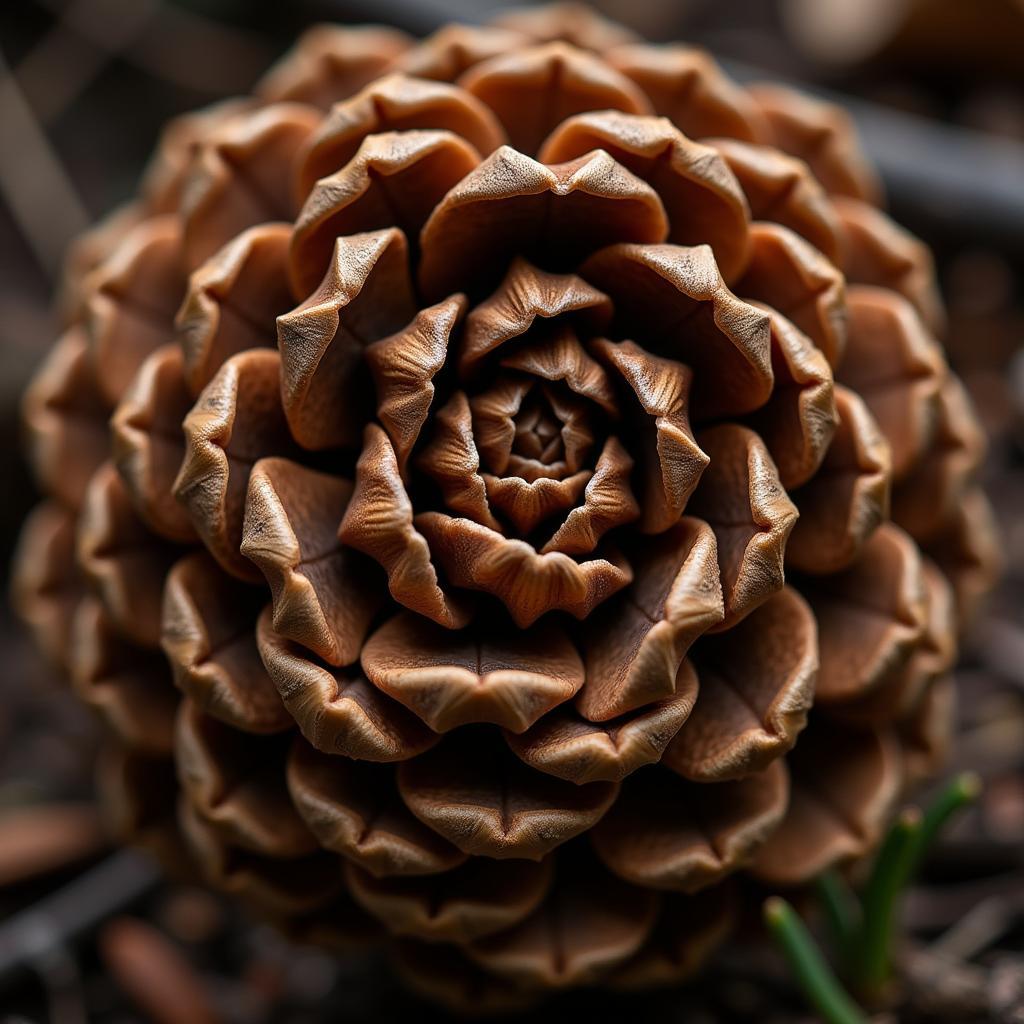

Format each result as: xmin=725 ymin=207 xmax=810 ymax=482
xmin=511 ymin=387 xmax=569 ymax=466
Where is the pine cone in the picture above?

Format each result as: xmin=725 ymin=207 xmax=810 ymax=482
xmin=12 ymin=3 xmax=1000 ymax=1008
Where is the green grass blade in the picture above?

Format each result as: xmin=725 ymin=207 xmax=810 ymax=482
xmin=815 ymin=869 xmax=862 ymax=968
xmin=911 ymin=772 xmax=981 ymax=874
xmin=764 ymin=897 xmax=869 ymax=1024
xmin=855 ymin=807 xmax=922 ymax=995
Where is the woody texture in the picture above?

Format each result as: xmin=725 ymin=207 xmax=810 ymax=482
xmin=11 ymin=2 xmax=1001 ymax=1009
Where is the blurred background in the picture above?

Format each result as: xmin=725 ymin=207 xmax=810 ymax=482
xmin=1 ymin=1 xmax=1022 ymax=1021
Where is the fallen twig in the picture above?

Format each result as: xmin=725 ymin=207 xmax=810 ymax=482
xmin=0 ymin=848 xmax=161 ymax=989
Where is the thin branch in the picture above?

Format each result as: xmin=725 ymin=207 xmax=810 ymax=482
xmin=16 ymin=0 xmax=161 ymax=126
xmin=0 ymin=849 xmax=161 ymax=990
xmin=31 ymin=0 xmax=273 ymax=99
xmin=0 ymin=45 xmax=89 ymax=276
